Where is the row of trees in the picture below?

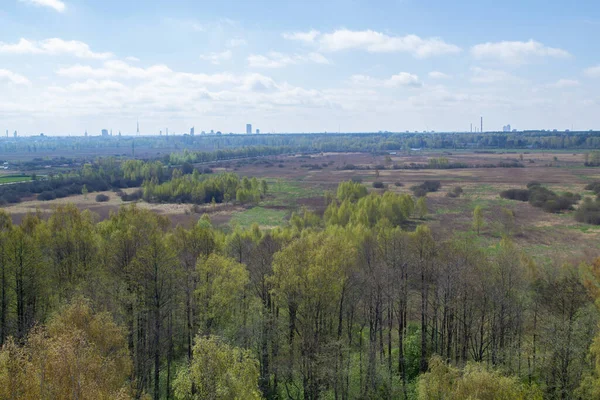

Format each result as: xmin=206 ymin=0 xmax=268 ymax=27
xmin=142 ymin=172 xmax=268 ymax=205
xmin=0 ymin=181 xmax=600 ymax=398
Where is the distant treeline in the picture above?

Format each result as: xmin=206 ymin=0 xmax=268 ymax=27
xmin=0 ymin=158 xmax=216 ymax=205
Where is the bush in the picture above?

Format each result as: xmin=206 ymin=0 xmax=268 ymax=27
xmin=38 ymin=191 xmax=56 ymax=201
xmin=120 ymin=189 xmax=143 ymax=202
xmin=372 ymin=181 xmax=385 ymax=189
xmin=411 ymin=180 xmax=441 ymax=196
xmin=394 ymin=182 xmax=404 ymax=187
xmin=527 ymin=181 xmax=542 ymax=189
xmin=575 ymin=198 xmax=600 ymax=224
xmin=95 ymin=194 xmax=110 ymax=202
xmin=500 ymin=189 xmax=530 ymax=202
xmin=585 ymin=182 xmax=600 ymax=194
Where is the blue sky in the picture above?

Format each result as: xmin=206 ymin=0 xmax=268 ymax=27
xmin=0 ymin=0 xmax=599 ymax=135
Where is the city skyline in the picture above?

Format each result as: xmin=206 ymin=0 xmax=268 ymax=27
xmin=1 ymin=0 xmax=599 ymax=135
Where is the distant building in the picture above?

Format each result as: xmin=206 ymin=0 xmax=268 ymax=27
xmin=502 ymin=124 xmax=511 ymax=132
xmin=84 ymin=130 xmax=88 ymax=137
xmin=101 ymin=129 xmax=109 ymax=137
xmin=201 ymin=130 xmax=206 ymax=135
xmin=190 ymin=127 xmax=195 ymax=136
xmin=256 ymin=129 xmax=260 ymax=134
xmin=13 ymin=131 xmax=17 ymax=138
xmin=210 ymin=129 xmax=214 ymax=134
xmin=246 ymin=124 xmax=252 ymax=134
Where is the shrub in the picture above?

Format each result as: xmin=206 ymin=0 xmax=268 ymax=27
xmin=575 ymin=198 xmax=600 ymax=224
xmin=120 ymin=189 xmax=143 ymax=202
xmin=372 ymin=181 xmax=385 ymax=189
xmin=411 ymin=180 xmax=441 ymax=196
xmin=95 ymin=194 xmax=110 ymax=202
xmin=500 ymin=189 xmax=530 ymax=202
xmin=585 ymin=182 xmax=600 ymax=194
xmin=394 ymin=182 xmax=404 ymax=187
xmin=38 ymin=191 xmax=56 ymax=201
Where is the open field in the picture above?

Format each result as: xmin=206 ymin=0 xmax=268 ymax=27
xmin=0 ymin=174 xmax=32 ymax=184
xmin=2 ymin=150 xmax=600 ymax=263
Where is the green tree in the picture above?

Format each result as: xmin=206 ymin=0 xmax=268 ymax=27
xmin=173 ymin=335 xmax=262 ymax=400
xmin=416 ymin=196 xmax=428 ymax=220
xmin=0 ymin=298 xmax=134 ymax=400
xmin=417 ymin=356 xmax=542 ymax=400
xmin=472 ymin=205 xmax=484 ymax=235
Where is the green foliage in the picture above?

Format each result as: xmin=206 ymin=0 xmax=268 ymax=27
xmin=473 ymin=205 xmax=484 ymax=234
xmin=173 ymin=335 xmax=262 ymax=400
xmin=337 ymin=180 xmax=368 ymax=202
xmin=416 ymin=196 xmax=428 ymax=219
xmin=143 ymin=172 xmax=267 ymax=205
xmin=326 ymin=190 xmax=414 ymax=227
xmin=0 ymin=298 xmax=134 ymax=400
xmin=417 ymin=356 xmax=542 ymax=400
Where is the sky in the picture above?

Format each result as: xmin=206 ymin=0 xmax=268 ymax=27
xmin=0 ymin=0 xmax=599 ymax=135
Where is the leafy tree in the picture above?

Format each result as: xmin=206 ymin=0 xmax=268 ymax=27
xmin=417 ymin=356 xmax=542 ymax=400
xmin=173 ymin=335 xmax=262 ymax=400
xmin=472 ymin=205 xmax=484 ymax=235
xmin=0 ymin=298 xmax=134 ymax=400
xmin=416 ymin=196 xmax=428 ymax=219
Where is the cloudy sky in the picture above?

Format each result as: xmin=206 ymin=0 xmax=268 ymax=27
xmin=1 ymin=0 xmax=599 ymax=135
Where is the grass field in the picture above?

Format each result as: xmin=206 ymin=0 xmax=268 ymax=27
xmin=261 ymin=179 xmax=325 ymax=207
xmin=0 ymin=175 xmax=31 ymax=184
xmin=4 ymin=149 xmax=600 ymax=264
xmin=229 ymin=207 xmax=288 ymax=229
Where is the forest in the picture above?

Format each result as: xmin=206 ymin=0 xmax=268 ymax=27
xmin=1 ymin=178 xmax=600 ymax=400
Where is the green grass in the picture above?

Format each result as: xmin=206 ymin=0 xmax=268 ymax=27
xmin=229 ymin=207 xmax=288 ymax=229
xmin=261 ymin=179 xmax=324 ymax=207
xmin=0 ymin=175 xmax=31 ymax=184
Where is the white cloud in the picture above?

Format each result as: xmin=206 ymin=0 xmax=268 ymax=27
xmin=200 ymin=50 xmax=232 ymax=65
xmin=470 ymin=67 xmax=518 ymax=84
xmin=428 ymin=71 xmax=450 ymax=79
xmin=0 ymin=38 xmax=113 ymax=59
xmin=67 ymin=79 xmax=127 ymax=92
xmin=282 ymin=30 xmax=321 ymax=43
xmin=584 ymin=65 xmax=600 ymax=78
xmin=351 ymin=72 xmax=422 ymax=88
xmin=471 ymin=40 xmax=570 ymax=64
xmin=248 ymin=52 xmax=330 ymax=68
xmin=285 ymin=29 xmax=461 ymax=58
xmin=19 ymin=0 xmax=66 ymax=13
xmin=125 ymin=56 xmax=140 ymax=62
xmin=547 ymin=79 xmax=580 ymax=88
xmin=227 ymin=38 xmax=247 ymax=47
xmin=0 ymin=69 xmax=31 ymax=85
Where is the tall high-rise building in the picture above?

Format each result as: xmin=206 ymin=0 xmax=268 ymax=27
xmin=246 ymin=124 xmax=252 ymax=134
xmin=137 ymin=120 xmax=140 ymax=135
xmin=480 ymin=117 xmax=483 ymax=133
xmin=256 ymin=129 xmax=260 ymax=134
xmin=101 ymin=129 xmax=109 ymax=137
xmin=13 ymin=131 xmax=17 ymax=138
xmin=190 ymin=127 xmax=195 ymax=136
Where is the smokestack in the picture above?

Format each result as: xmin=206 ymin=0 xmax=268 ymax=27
xmin=470 ymin=123 xmax=472 ymax=133
xmin=481 ymin=117 xmax=483 ymax=133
